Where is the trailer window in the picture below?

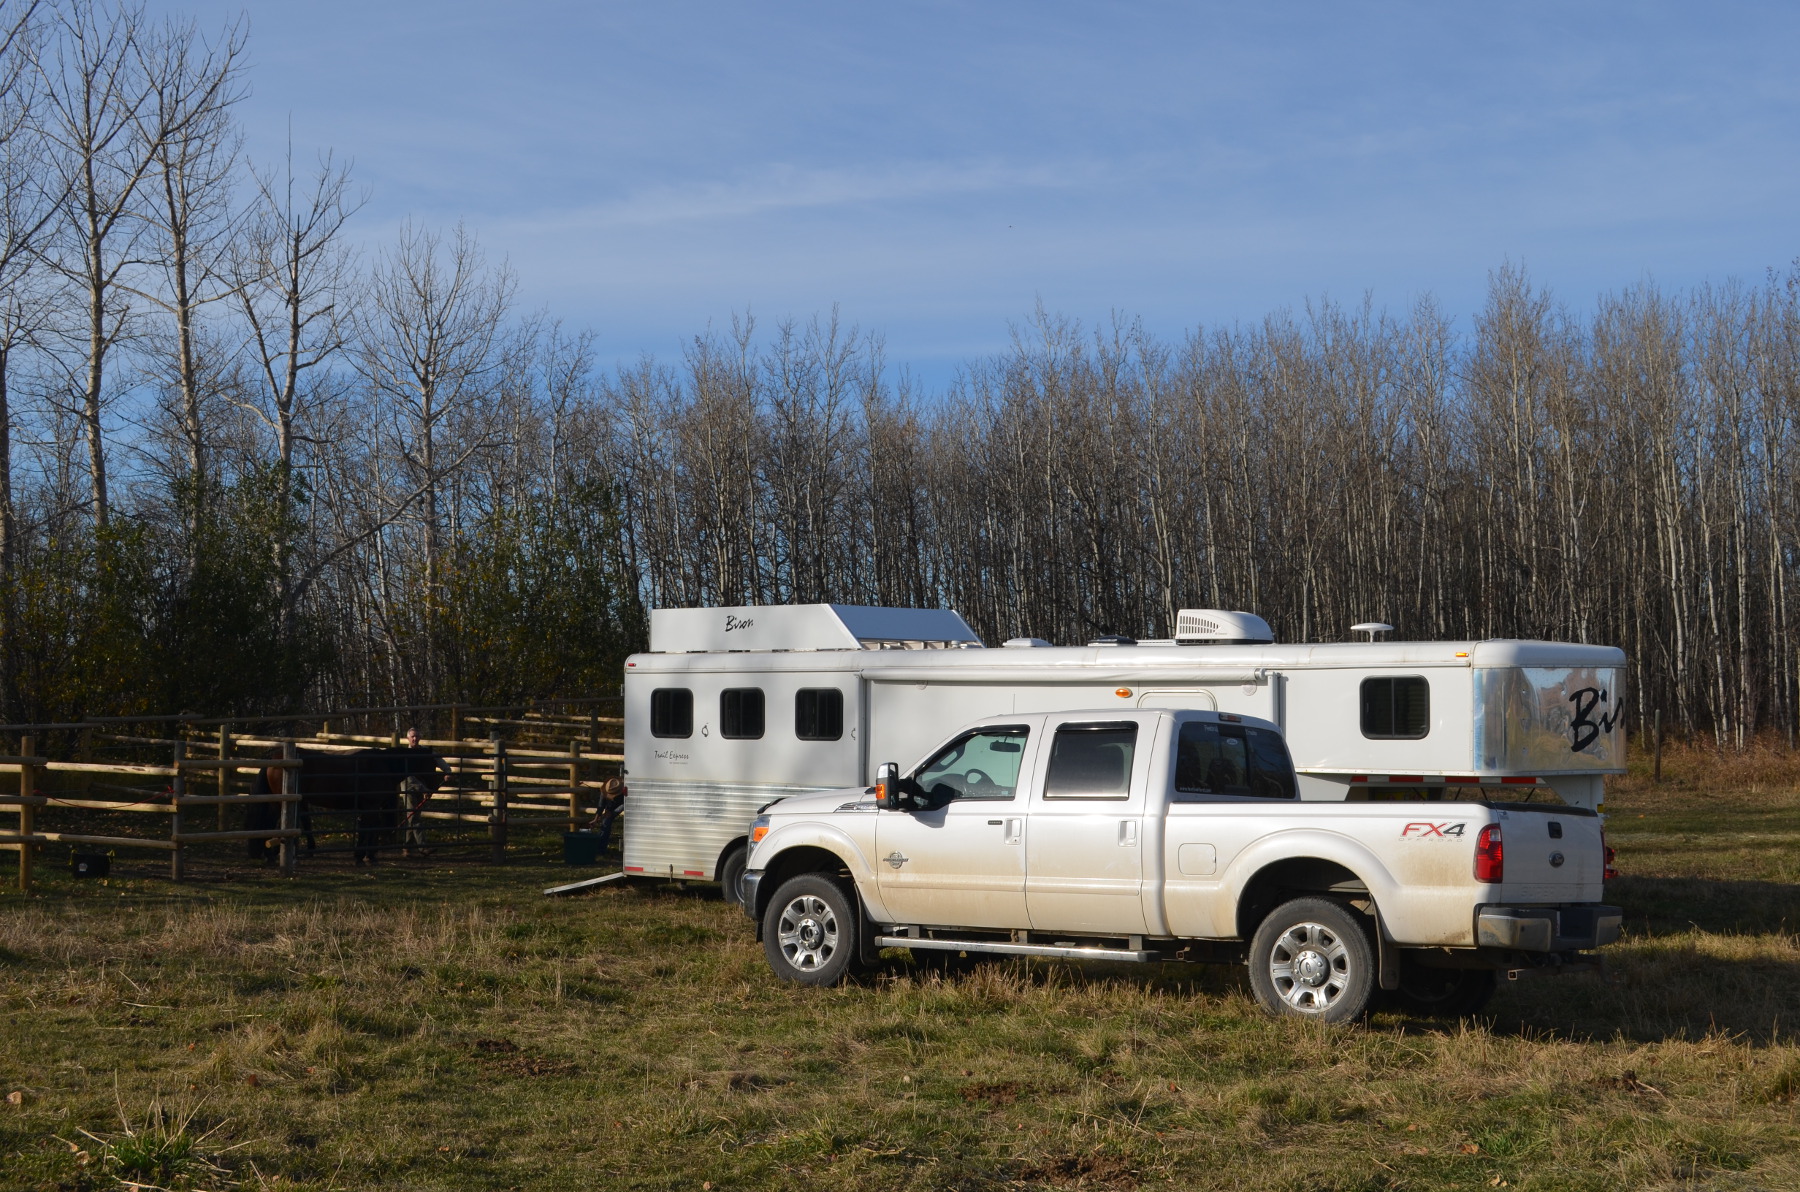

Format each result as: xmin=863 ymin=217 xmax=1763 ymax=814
xmin=1361 ymin=676 xmax=1430 ymax=739
xmin=650 ymin=688 xmax=693 ymax=739
xmin=914 ymin=727 xmax=1029 ymax=802
xmin=1044 ymin=722 xmax=1138 ymax=799
xmin=720 ymin=688 xmax=765 ymax=740
xmin=795 ymin=688 xmax=844 ymax=741
xmin=1173 ymin=721 xmax=1298 ymax=799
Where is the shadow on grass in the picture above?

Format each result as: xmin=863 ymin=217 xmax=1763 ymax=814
xmin=1612 ymin=875 xmax=1800 ymax=936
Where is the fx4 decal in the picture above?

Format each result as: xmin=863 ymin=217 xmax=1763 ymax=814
xmin=1400 ymin=822 xmax=1467 ymax=838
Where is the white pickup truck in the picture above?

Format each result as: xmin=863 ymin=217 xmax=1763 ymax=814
xmin=740 ymin=708 xmax=1621 ymax=1021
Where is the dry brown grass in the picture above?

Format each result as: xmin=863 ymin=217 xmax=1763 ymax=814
xmin=2 ymin=783 xmax=1800 ymax=1190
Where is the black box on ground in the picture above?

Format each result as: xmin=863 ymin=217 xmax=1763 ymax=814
xmin=563 ymin=832 xmax=605 ymax=866
xmin=70 ymin=852 xmax=109 ymax=878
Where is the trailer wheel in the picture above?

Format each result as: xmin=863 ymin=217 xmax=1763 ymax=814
xmin=1248 ymin=897 xmax=1376 ymax=1023
xmin=1382 ymin=962 xmax=1497 ymax=1019
xmin=762 ymin=874 xmax=861 ymax=986
xmin=718 ymin=845 xmax=747 ymax=907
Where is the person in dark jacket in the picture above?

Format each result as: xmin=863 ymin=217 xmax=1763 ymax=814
xmin=591 ymin=778 xmax=627 ymax=854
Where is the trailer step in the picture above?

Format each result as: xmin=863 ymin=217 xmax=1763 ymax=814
xmin=543 ymin=871 xmax=630 ymax=896
xmin=874 ymin=935 xmax=1156 ymax=962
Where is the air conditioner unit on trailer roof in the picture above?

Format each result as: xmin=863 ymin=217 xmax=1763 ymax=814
xmin=1174 ymin=609 xmax=1274 ymax=645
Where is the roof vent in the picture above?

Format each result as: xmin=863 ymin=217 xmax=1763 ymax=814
xmin=1003 ymin=637 xmax=1054 ymax=648
xmin=1174 ymin=609 xmax=1274 ymax=646
xmin=1088 ymin=634 xmax=1137 ymax=647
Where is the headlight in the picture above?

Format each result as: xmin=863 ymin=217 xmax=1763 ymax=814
xmin=749 ymin=815 xmax=770 ymax=844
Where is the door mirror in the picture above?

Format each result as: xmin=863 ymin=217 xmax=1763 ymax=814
xmin=875 ymin=762 xmax=901 ymax=809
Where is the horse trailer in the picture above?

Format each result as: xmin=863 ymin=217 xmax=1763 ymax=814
xmin=620 ymin=604 xmax=1626 ymax=898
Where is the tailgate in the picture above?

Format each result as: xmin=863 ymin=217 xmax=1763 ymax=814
xmin=1496 ymin=807 xmax=1604 ymax=903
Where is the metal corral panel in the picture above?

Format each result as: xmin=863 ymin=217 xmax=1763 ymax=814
xmin=649 ymin=604 xmax=980 ymax=653
xmin=623 ymin=779 xmax=831 ymax=880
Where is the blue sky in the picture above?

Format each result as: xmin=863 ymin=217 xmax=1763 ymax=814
xmin=162 ymin=1 xmax=1800 ymax=384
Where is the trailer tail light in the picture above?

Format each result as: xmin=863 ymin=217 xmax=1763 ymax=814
xmin=1474 ymin=824 xmax=1504 ymax=883
xmin=1602 ymin=829 xmax=1618 ymax=881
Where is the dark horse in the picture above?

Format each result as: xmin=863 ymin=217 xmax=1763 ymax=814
xmin=246 ymin=747 xmax=448 ymax=864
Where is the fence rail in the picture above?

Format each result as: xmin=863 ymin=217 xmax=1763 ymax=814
xmin=4 ymin=695 xmax=625 ymax=892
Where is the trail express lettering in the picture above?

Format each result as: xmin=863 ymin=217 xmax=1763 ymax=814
xmin=1569 ymin=686 xmax=1622 ymax=753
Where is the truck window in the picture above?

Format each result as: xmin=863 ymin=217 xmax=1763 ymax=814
xmin=914 ymin=727 xmax=1028 ymax=802
xmin=1043 ymin=722 xmax=1137 ymax=800
xmin=650 ymin=688 xmax=693 ymax=739
xmin=1361 ymin=676 xmax=1430 ymax=739
xmin=794 ymin=688 xmax=843 ymax=741
xmin=1243 ymin=726 xmax=1298 ymax=799
xmin=720 ymin=688 xmax=765 ymax=739
xmin=1173 ymin=721 xmax=1297 ymax=799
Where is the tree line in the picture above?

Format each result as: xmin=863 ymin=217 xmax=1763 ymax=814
xmin=608 ymin=278 xmax=1800 ymax=748
xmin=0 ymin=1 xmax=1790 ymax=745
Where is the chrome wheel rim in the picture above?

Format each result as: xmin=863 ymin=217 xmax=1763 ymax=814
xmin=1268 ymin=921 xmax=1352 ymax=1013
xmin=776 ymin=894 xmax=839 ymax=972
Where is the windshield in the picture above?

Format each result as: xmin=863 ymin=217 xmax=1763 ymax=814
xmin=914 ymin=727 xmax=1029 ymax=802
xmin=1174 ymin=721 xmax=1297 ymax=800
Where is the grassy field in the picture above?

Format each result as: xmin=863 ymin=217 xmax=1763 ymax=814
xmin=3 ymin=741 xmax=1800 ymax=1191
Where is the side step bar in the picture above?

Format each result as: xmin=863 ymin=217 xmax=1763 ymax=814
xmin=873 ymin=934 xmax=1156 ymax=963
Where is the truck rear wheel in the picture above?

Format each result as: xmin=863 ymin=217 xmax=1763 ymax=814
xmin=1248 ymin=897 xmax=1376 ymax=1023
xmin=762 ymin=874 xmax=861 ymax=986
xmin=1383 ymin=962 xmax=1497 ymax=1019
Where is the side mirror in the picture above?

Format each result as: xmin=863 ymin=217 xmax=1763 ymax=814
xmin=875 ymin=762 xmax=901 ymax=809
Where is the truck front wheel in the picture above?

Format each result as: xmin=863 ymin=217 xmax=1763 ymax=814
xmin=762 ymin=874 xmax=861 ymax=986
xmin=1248 ymin=897 xmax=1376 ymax=1023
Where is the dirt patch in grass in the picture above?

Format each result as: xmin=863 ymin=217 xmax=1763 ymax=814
xmin=1017 ymin=1149 xmax=1139 ymax=1189
xmin=959 ymin=1080 xmax=1024 ymax=1105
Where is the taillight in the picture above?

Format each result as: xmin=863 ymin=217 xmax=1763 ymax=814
xmin=1474 ymin=823 xmax=1504 ymax=883
xmin=1602 ymin=828 xmax=1618 ymax=881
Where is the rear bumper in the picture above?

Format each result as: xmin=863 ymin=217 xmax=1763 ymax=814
xmin=1476 ymin=903 xmax=1622 ymax=951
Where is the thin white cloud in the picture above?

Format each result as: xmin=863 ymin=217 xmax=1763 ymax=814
xmin=532 ymin=158 xmax=1098 ymax=231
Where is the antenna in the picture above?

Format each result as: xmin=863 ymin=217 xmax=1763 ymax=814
xmin=1351 ymin=622 xmax=1394 ymax=641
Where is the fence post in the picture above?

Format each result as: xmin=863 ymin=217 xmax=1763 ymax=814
xmin=588 ymin=709 xmax=598 ymax=751
xmin=17 ymin=734 xmax=34 ymax=893
xmin=170 ymin=741 xmax=185 ymax=882
xmin=490 ymin=734 xmax=508 ymax=863
xmin=217 ymin=725 xmax=231 ymax=829
xmin=450 ymin=704 xmax=462 ymax=743
xmin=279 ymin=741 xmax=297 ymax=876
xmin=567 ymin=739 xmax=582 ymax=833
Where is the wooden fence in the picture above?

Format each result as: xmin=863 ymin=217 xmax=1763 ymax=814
xmin=0 ymin=697 xmax=624 ymax=892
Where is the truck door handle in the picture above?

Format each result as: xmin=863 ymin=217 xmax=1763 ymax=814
xmin=1118 ymin=820 xmax=1138 ymax=846
xmin=1004 ymin=817 xmax=1023 ymax=845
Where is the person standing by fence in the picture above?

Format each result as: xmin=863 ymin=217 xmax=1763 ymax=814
xmin=400 ymin=727 xmax=430 ymax=856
